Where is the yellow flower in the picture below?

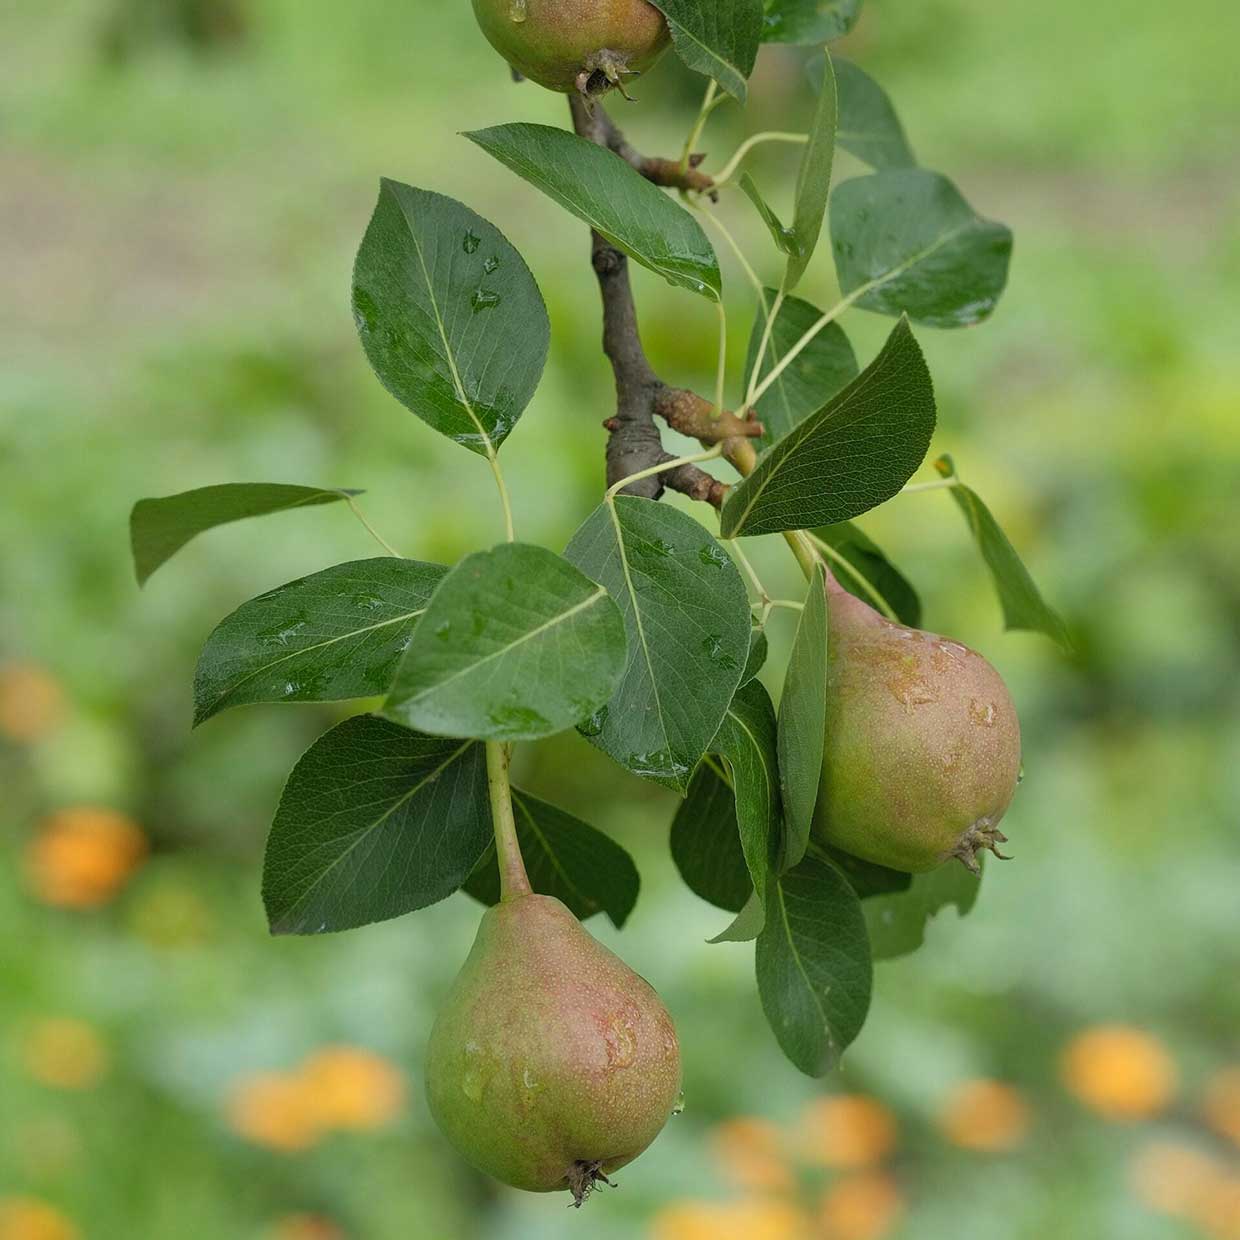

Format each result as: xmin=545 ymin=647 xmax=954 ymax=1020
xmin=1130 ymin=1140 xmax=1226 ymax=1218
xmin=0 ymin=662 xmax=65 ymax=744
xmin=227 ymin=1073 xmax=325 ymax=1153
xmin=1195 ymin=1175 xmax=1240 ymax=1240
xmin=936 ymin=1079 xmax=1030 ymax=1153
xmin=651 ymin=1198 xmax=811 ymax=1240
xmin=299 ymin=1046 xmax=407 ymax=1132
xmin=0 ymin=1198 xmax=79 ymax=1240
xmin=710 ymin=1117 xmax=795 ymax=1192
xmin=20 ymin=1019 xmax=109 ymax=1091
xmin=1202 ymin=1067 xmax=1240 ymax=1148
xmin=819 ymin=1173 xmax=904 ymax=1240
xmin=1060 ymin=1026 xmax=1177 ymax=1121
xmin=24 ymin=808 xmax=147 ymax=909
xmin=798 ymin=1095 xmax=898 ymax=1170
xmin=267 ymin=1215 xmax=347 ymax=1240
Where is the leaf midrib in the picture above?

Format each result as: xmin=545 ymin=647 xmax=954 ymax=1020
xmin=276 ymin=739 xmax=475 ymax=923
xmin=775 ymin=878 xmax=831 ymax=1038
xmin=513 ymin=794 xmax=599 ymax=915
xmin=394 ymin=190 xmax=497 ymax=460
xmin=396 ymin=586 xmax=609 ymax=708
xmin=203 ymin=607 xmax=429 ymax=714
xmin=606 ymin=498 xmax=674 ymax=771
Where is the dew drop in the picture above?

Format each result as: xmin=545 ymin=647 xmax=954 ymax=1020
xmin=434 ymin=621 xmax=452 ymax=640
xmin=577 ymin=707 xmax=608 ymax=738
xmin=282 ymin=681 xmax=300 ymax=697
xmin=650 ymin=538 xmax=675 ymax=558
xmin=471 ymin=288 xmax=501 ymax=312
xmin=461 ymin=1042 xmax=486 ymax=1102
xmin=702 ymin=633 xmax=739 ymax=670
xmin=698 ymin=542 xmax=729 ymax=569
xmin=352 ymin=287 xmax=380 ymax=334
xmin=258 ymin=618 xmax=307 ymax=647
xmin=672 ymin=1091 xmax=687 ymax=1116
xmin=509 ymin=0 xmax=528 ymax=20
xmin=483 ymin=255 xmax=501 ymax=274
xmin=463 ymin=231 xmax=481 ymax=254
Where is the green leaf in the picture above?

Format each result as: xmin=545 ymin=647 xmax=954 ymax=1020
xmin=383 ymin=543 xmax=626 ymax=742
xmin=465 ymin=124 xmax=721 ymax=301
xmin=670 ymin=763 xmax=751 ymax=914
xmin=650 ymin=0 xmax=763 ymax=103
xmin=711 ymin=888 xmax=767 ymax=944
xmin=130 ymin=484 xmax=358 ymax=587
xmin=739 ymin=173 xmax=795 ymax=256
xmin=763 ymin=0 xmax=863 ymax=44
xmin=785 ymin=50 xmax=837 ymax=289
xmin=566 ymin=498 xmax=751 ymax=792
xmin=812 ymin=521 xmax=921 ymax=627
xmin=741 ymin=624 xmax=769 ymax=686
xmin=352 ymin=180 xmax=549 ymax=454
xmin=745 ymin=289 xmax=859 ymax=445
xmin=817 ymin=844 xmax=913 ymax=899
xmin=193 ymin=558 xmax=448 ymax=726
xmin=831 ymin=58 xmax=917 ymax=169
xmin=865 ymin=861 xmax=981 ymax=960
xmin=935 ymin=456 xmax=1071 ymax=649
xmin=464 ymin=790 xmax=639 ymax=929
xmin=777 ymin=565 xmax=828 ymax=871
xmin=756 ymin=855 xmax=873 ymax=1075
xmin=832 ymin=169 xmax=1013 ymax=329
xmin=713 ymin=679 xmax=782 ymax=930
xmin=722 ymin=317 xmax=936 ymax=538
xmin=262 ymin=715 xmax=490 ymax=935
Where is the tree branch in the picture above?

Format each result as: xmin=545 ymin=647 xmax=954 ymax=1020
xmin=570 ymin=96 xmax=717 ymax=196
xmin=570 ymin=97 xmax=742 ymax=506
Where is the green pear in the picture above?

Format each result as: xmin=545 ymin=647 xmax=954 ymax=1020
xmin=425 ymin=894 xmax=682 ymax=1204
xmin=471 ymin=0 xmax=670 ymax=96
xmin=812 ymin=582 xmax=1022 ymax=874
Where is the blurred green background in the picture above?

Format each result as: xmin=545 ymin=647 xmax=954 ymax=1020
xmin=2 ymin=1 xmax=1239 ymax=1238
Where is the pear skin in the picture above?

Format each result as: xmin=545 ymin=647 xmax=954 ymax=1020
xmin=426 ymin=894 xmax=681 ymax=1203
xmin=812 ymin=584 xmax=1022 ymax=873
xmin=471 ymin=0 xmax=670 ymax=95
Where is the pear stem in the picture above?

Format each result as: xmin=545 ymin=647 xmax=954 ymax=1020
xmin=486 ymin=741 xmax=532 ymax=901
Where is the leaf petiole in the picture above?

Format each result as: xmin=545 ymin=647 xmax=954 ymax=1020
xmin=679 ymin=79 xmax=723 ymax=173
xmin=343 ymin=495 xmax=405 ymax=559
xmin=901 ymin=478 xmax=960 ymax=495
xmin=605 ymin=443 xmax=726 ymax=501
xmin=711 ymin=132 xmax=810 ymax=190
xmin=489 ymin=453 xmax=517 ymax=543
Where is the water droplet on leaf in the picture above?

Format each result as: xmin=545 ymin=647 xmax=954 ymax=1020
xmin=463 ymin=231 xmax=481 ymax=254
xmin=701 ymin=634 xmax=739 ymax=670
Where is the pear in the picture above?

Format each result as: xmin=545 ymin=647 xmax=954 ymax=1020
xmin=471 ymin=0 xmax=671 ymax=97
xmin=812 ymin=581 xmax=1022 ymax=874
xmin=425 ymin=894 xmax=682 ymax=1204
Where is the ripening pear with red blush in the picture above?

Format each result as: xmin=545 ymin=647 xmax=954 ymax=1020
xmin=811 ymin=581 xmax=1023 ymax=874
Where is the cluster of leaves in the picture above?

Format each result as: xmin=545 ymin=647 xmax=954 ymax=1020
xmin=131 ymin=0 xmax=1066 ymax=1075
